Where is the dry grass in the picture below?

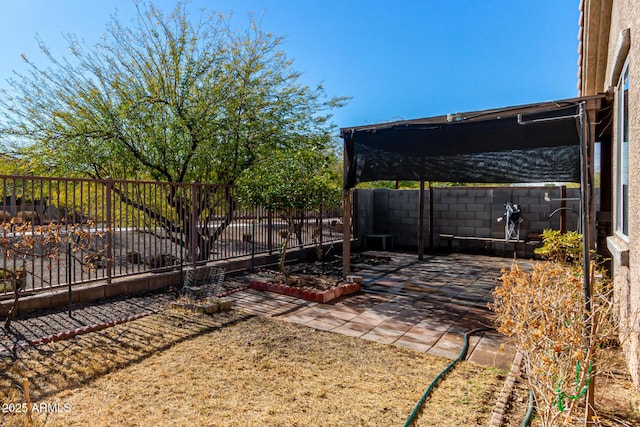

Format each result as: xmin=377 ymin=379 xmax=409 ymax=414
xmin=0 ymin=309 xmax=508 ymax=426
xmin=2 ymin=308 xmax=638 ymax=426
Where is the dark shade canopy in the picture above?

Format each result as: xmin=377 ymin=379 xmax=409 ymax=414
xmin=341 ymin=98 xmax=597 ymax=189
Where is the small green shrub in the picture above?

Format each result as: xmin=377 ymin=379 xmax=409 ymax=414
xmin=534 ymin=229 xmax=583 ymax=264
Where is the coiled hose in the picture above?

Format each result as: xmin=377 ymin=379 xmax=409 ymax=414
xmin=403 ymin=327 xmax=495 ymax=427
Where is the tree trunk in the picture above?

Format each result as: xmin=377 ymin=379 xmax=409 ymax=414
xmin=280 ymin=212 xmax=296 ymax=278
xmin=3 ymin=269 xmax=26 ymax=330
xmin=113 ymin=182 xmax=237 ymax=263
xmin=279 ymin=232 xmax=289 ymax=277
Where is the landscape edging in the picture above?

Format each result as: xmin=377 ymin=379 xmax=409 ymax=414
xmin=248 ymin=280 xmax=361 ymax=303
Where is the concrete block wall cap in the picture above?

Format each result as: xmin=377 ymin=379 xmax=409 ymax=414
xmin=345 ymin=275 xmax=363 ymax=284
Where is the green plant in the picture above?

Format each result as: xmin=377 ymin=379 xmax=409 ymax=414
xmin=236 ymin=149 xmax=340 ymax=278
xmin=534 ymin=229 xmax=583 ymax=264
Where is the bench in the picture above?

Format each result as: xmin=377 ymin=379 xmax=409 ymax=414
xmin=439 ymin=234 xmax=525 ymax=250
xmin=364 ymin=234 xmax=394 ymax=250
xmin=182 ymin=266 xmax=225 ymax=300
xmin=439 ymin=234 xmax=545 ymax=260
xmin=438 ymin=234 xmax=525 ymax=243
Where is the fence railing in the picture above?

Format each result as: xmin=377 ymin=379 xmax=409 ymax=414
xmin=0 ymin=175 xmax=343 ymax=297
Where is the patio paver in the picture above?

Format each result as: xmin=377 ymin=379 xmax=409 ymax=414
xmin=229 ymin=251 xmax=532 ymax=370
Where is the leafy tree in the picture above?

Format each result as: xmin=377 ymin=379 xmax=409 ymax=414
xmin=0 ymin=1 xmax=347 ymax=261
xmin=236 ymin=148 xmax=340 ymax=277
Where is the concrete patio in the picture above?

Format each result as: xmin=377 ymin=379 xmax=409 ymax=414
xmin=230 ymin=251 xmax=532 ymax=370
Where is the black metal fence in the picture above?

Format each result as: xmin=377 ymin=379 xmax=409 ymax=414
xmin=0 ymin=175 xmax=343 ymax=296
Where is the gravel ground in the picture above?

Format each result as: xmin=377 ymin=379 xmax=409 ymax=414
xmin=0 ymin=290 xmax=174 ymax=357
xmin=0 ymin=275 xmax=253 ymax=358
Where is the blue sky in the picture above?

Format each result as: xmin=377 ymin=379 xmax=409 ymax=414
xmin=0 ymin=0 xmax=581 ymax=130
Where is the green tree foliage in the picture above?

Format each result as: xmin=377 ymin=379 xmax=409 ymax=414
xmin=0 ymin=1 xmax=347 ymax=261
xmin=236 ymin=148 xmax=340 ymax=275
xmin=0 ymin=1 xmax=347 ymax=183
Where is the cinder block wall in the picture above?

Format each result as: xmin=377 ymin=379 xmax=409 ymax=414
xmin=355 ymin=186 xmax=584 ymax=255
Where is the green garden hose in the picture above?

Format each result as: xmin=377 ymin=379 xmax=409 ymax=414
xmin=522 ymin=389 xmax=535 ymax=426
xmin=403 ymin=326 xmax=495 ymax=427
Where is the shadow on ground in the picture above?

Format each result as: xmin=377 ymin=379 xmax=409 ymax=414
xmin=0 ymin=310 xmax=253 ymax=402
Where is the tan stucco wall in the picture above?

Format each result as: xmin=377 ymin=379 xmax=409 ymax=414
xmin=603 ymin=0 xmax=640 ymax=389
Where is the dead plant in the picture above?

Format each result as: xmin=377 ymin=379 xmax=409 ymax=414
xmin=0 ymin=221 xmax=104 ymax=329
xmin=491 ymin=259 xmax=616 ymax=426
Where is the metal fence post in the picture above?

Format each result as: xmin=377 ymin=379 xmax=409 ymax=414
xmin=106 ymin=177 xmax=113 ymax=285
xmin=319 ymin=204 xmax=324 ymax=249
xmin=191 ymin=182 xmax=198 ymax=268
xmin=267 ymin=210 xmax=273 ymax=254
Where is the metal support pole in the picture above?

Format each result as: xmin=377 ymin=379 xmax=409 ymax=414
xmin=429 ymin=182 xmax=434 ymax=251
xmin=67 ymin=240 xmax=72 ymax=317
xmin=342 ymin=133 xmax=352 ymax=276
xmin=251 ymin=220 xmax=256 ymax=272
xmin=579 ymin=102 xmax=595 ymax=425
xmin=560 ymin=185 xmax=567 ymax=233
xmin=105 ymin=177 xmax=113 ymax=286
xmin=267 ymin=210 xmax=273 ymax=254
xmin=190 ymin=182 xmax=198 ymax=268
xmin=418 ymin=181 xmax=425 ymax=260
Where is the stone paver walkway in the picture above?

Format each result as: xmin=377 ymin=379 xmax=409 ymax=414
xmin=230 ymin=251 xmax=529 ymax=370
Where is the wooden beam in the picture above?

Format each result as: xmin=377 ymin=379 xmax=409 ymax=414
xmin=342 ymin=189 xmax=351 ymax=275
xmin=439 ymin=234 xmax=525 ymax=243
xmin=429 ymin=182 xmax=434 ymax=250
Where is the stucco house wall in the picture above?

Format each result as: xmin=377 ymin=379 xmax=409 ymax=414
xmin=582 ymin=0 xmax=640 ymax=389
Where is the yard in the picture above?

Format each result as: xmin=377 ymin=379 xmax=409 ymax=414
xmin=1 ymin=309 xmax=507 ymax=426
xmin=1 ymin=252 xmax=639 ymax=426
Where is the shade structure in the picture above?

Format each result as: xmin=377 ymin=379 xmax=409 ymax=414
xmin=341 ymin=98 xmax=598 ymax=189
xmin=339 ymin=95 xmax=606 ymax=279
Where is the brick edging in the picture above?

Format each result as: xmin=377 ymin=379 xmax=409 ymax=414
xmin=489 ymin=350 xmax=524 ymax=427
xmin=248 ymin=280 xmax=361 ymax=303
xmin=0 ymin=308 xmax=164 ymax=357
